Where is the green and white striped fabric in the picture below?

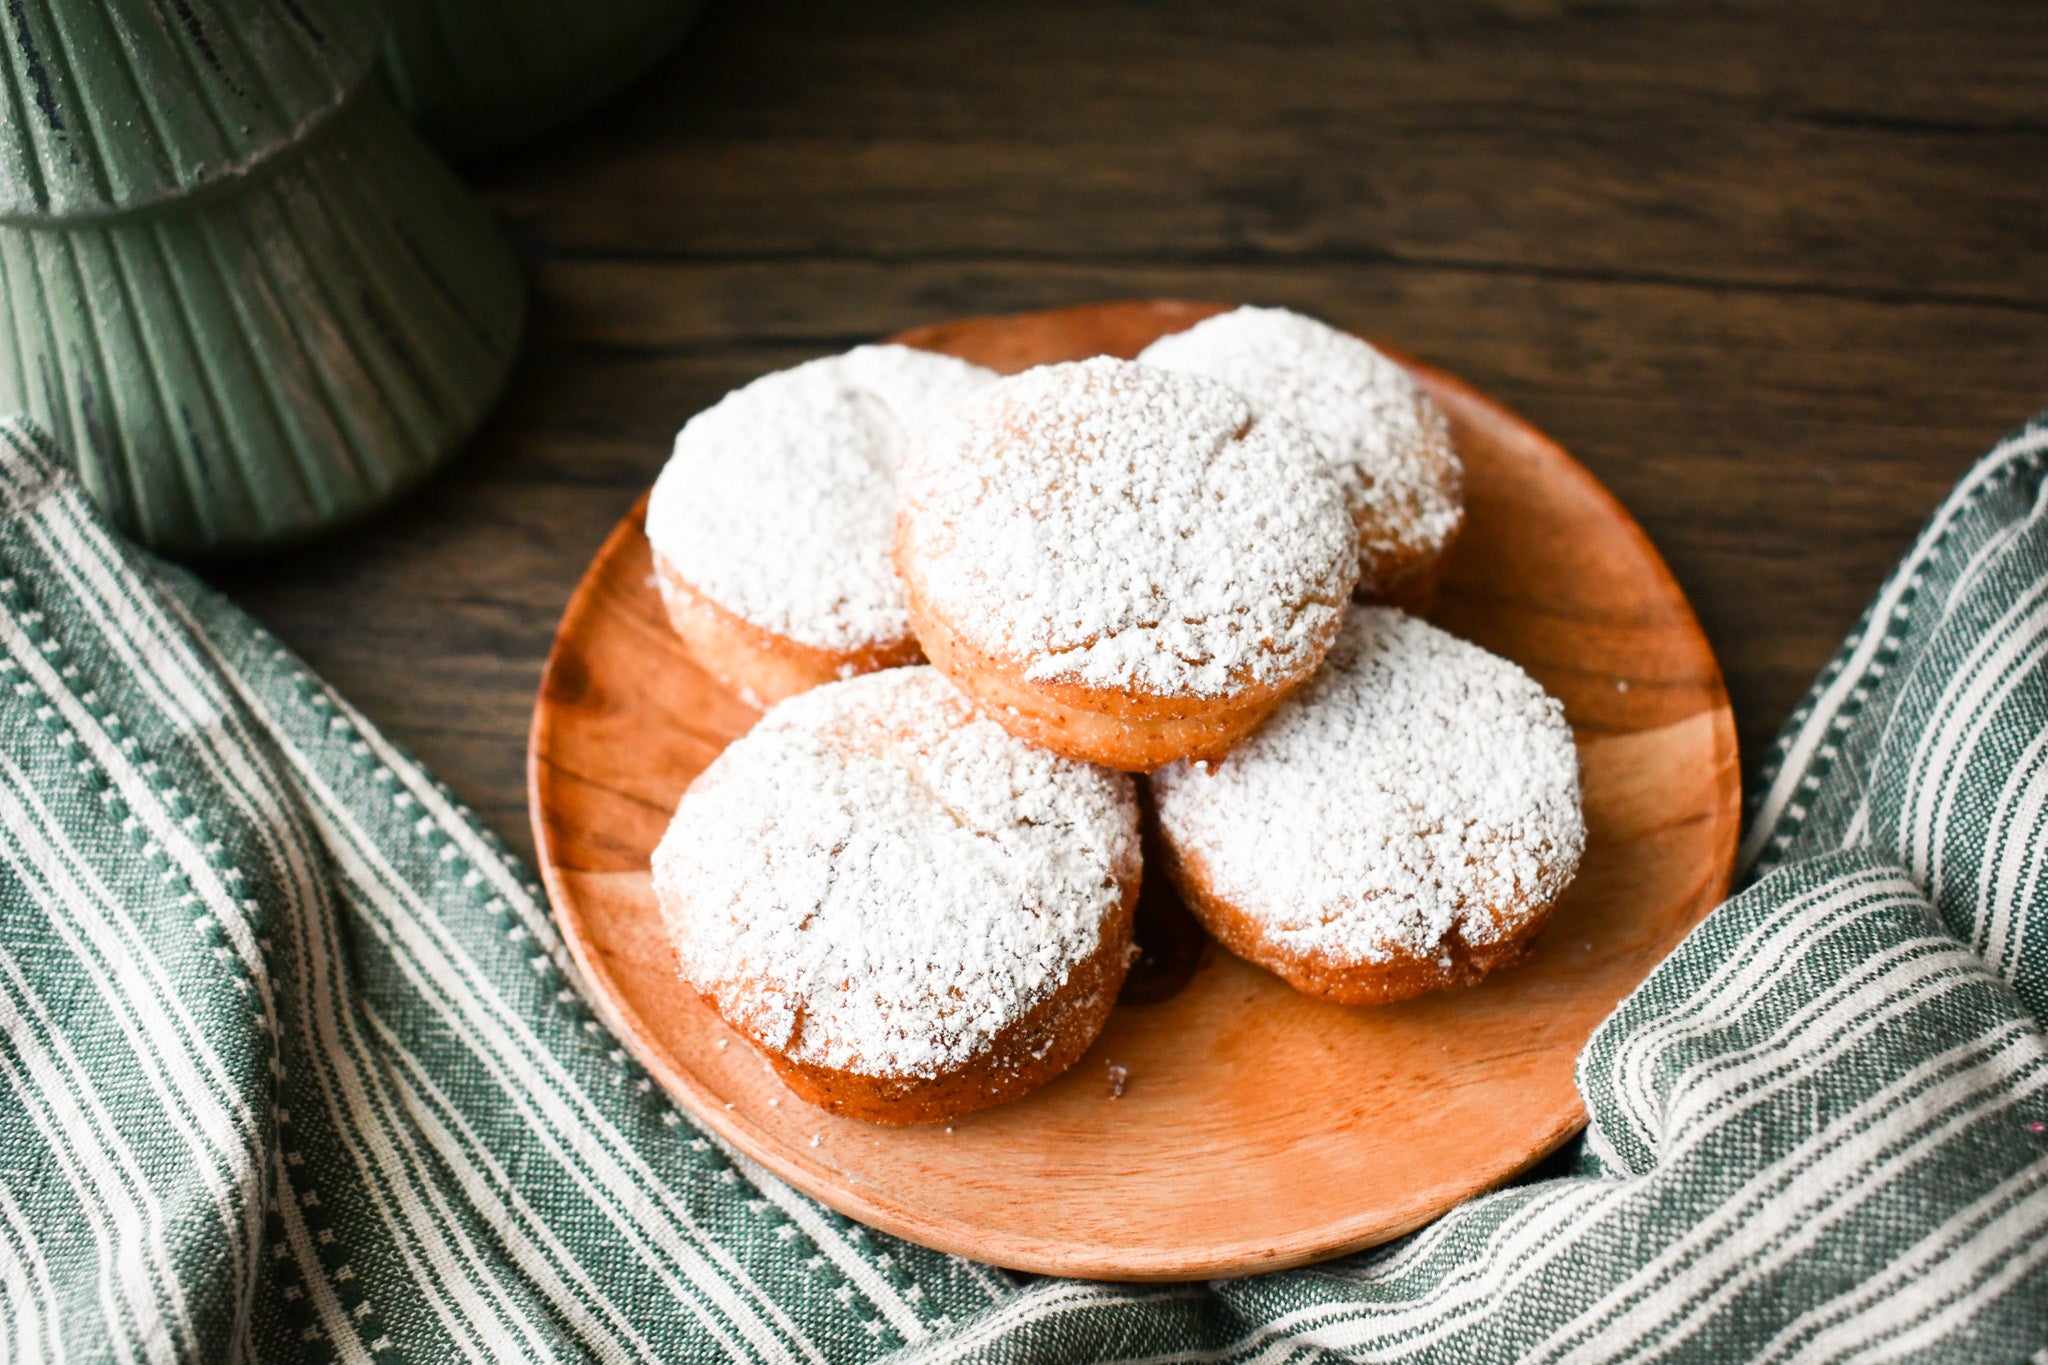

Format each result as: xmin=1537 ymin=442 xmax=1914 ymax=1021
xmin=0 ymin=408 xmax=2043 ymax=1364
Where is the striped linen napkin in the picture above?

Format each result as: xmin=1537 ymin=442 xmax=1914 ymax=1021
xmin=0 ymin=408 xmax=2042 ymax=1364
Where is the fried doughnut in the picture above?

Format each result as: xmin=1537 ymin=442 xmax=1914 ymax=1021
xmin=1149 ymin=607 xmax=1583 ymax=1005
xmin=894 ymin=357 xmax=1359 ymax=772
xmin=1139 ymin=306 xmax=1464 ymax=611
xmin=646 ymin=345 xmax=996 ymax=707
xmin=651 ymin=667 xmax=1142 ymax=1124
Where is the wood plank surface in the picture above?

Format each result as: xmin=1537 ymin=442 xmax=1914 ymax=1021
xmin=217 ymin=0 xmax=2048 ymax=865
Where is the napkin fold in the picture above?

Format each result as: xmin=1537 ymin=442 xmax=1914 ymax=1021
xmin=0 ymin=410 xmax=2043 ymax=1363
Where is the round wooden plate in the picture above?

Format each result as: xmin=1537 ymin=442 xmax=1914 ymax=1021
xmin=528 ymin=300 xmax=1740 ymax=1281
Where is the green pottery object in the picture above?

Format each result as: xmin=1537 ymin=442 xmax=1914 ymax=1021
xmin=0 ymin=0 xmax=526 ymax=555
xmin=379 ymin=0 xmax=704 ymax=161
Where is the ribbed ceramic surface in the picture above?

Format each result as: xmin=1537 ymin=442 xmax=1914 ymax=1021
xmin=380 ymin=0 xmax=702 ymax=159
xmin=0 ymin=0 xmax=383 ymax=220
xmin=0 ymin=89 xmax=525 ymax=553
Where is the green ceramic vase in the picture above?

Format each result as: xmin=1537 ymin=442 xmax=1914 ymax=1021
xmin=0 ymin=0 xmax=526 ymax=556
xmin=380 ymin=0 xmax=704 ymax=161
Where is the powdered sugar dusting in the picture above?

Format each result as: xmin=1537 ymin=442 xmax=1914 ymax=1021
xmin=896 ymin=357 xmax=1358 ymax=698
xmin=1149 ymin=608 xmax=1583 ymax=965
xmin=652 ymin=667 xmax=1140 ymax=1079
xmin=647 ymin=345 xmax=996 ymax=652
xmin=1139 ymin=307 xmax=1463 ymax=593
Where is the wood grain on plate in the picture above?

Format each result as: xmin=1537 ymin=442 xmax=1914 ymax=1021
xmin=528 ymin=300 xmax=1741 ymax=1280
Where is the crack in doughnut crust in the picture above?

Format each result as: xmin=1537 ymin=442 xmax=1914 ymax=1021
xmin=652 ymin=667 xmax=1141 ymax=1123
xmin=1149 ymin=607 xmax=1584 ymax=1005
xmin=647 ymin=345 xmax=996 ymax=704
xmin=1140 ymin=307 xmax=1464 ymax=610
xmin=895 ymin=357 xmax=1358 ymax=768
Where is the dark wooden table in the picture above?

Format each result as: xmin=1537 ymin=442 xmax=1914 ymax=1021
xmin=221 ymin=0 xmax=2048 ymax=866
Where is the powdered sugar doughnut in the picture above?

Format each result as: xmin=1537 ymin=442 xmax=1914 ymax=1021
xmin=652 ymin=667 xmax=1141 ymax=1124
xmin=1139 ymin=307 xmax=1464 ymax=611
xmin=1149 ymin=608 xmax=1583 ymax=1005
xmin=894 ymin=357 xmax=1359 ymax=772
xmin=647 ymin=345 xmax=996 ymax=707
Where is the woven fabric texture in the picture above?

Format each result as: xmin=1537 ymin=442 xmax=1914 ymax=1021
xmin=0 ymin=411 xmax=2043 ymax=1363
